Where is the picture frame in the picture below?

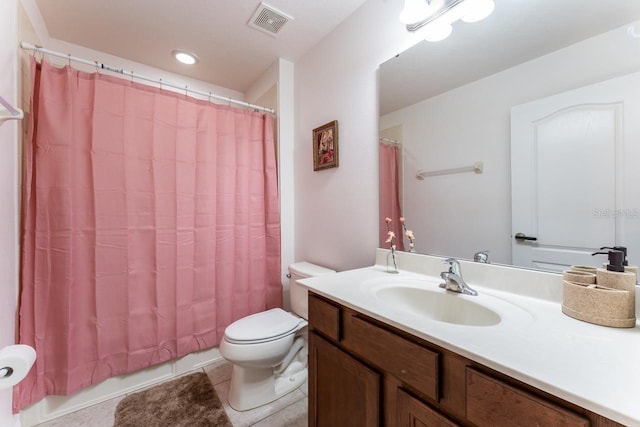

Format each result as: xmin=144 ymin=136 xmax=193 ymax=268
xmin=312 ymin=120 xmax=339 ymax=171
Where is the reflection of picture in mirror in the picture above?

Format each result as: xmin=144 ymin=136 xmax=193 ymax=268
xmin=379 ymin=1 xmax=640 ymax=270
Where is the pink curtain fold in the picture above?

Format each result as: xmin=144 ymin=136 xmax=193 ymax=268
xmin=379 ymin=143 xmax=404 ymax=251
xmin=15 ymin=57 xmax=281 ymax=411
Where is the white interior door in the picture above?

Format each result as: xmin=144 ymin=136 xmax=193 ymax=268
xmin=511 ymin=72 xmax=640 ymax=272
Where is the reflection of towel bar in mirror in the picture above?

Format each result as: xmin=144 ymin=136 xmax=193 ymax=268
xmin=416 ymin=161 xmax=483 ymax=180
xmin=0 ymin=95 xmax=24 ymax=126
xmin=379 ymin=137 xmax=400 ymax=145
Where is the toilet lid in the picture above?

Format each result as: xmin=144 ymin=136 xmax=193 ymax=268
xmin=224 ymin=308 xmax=304 ymax=343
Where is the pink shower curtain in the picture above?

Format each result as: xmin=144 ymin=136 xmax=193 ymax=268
xmin=379 ymin=143 xmax=404 ymax=250
xmin=15 ymin=57 xmax=282 ymax=411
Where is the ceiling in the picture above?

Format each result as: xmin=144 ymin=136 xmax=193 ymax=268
xmin=380 ymin=0 xmax=640 ymax=115
xmin=33 ymin=0 xmax=368 ymax=93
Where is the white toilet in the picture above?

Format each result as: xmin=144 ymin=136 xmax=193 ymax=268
xmin=219 ymin=262 xmax=335 ymax=411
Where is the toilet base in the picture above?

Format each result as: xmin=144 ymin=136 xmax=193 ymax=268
xmin=227 ymin=357 xmax=307 ymax=411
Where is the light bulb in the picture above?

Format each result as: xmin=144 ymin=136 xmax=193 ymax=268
xmin=422 ymin=21 xmax=453 ymax=42
xmin=460 ymin=0 xmax=495 ymax=23
xmin=172 ymin=50 xmax=198 ymax=65
xmin=400 ymin=0 xmax=426 ymax=24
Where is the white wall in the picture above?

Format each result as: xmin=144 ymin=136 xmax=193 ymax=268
xmin=380 ymin=23 xmax=640 ymax=265
xmin=275 ymin=59 xmax=296 ymax=305
xmin=294 ymin=0 xmax=422 ymax=271
xmin=0 ymin=0 xmax=19 ymax=425
xmin=245 ymin=58 xmax=296 ymax=307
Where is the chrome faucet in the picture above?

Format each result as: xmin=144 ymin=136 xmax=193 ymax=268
xmin=440 ymin=258 xmax=478 ymax=296
xmin=473 ymin=250 xmax=490 ymax=263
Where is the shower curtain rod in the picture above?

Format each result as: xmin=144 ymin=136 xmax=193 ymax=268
xmin=20 ymin=42 xmax=276 ymax=114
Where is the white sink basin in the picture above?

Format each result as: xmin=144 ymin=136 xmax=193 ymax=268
xmin=375 ymin=285 xmax=501 ymax=326
xmin=361 ymin=276 xmax=532 ymax=327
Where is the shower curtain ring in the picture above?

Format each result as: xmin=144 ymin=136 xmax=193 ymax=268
xmin=67 ymin=53 xmax=71 ymax=67
xmin=33 ymin=45 xmax=44 ymax=62
xmin=185 ymin=85 xmax=188 ymax=97
xmin=94 ymin=61 xmax=99 ymax=74
xmin=208 ymin=92 xmax=212 ymax=103
xmin=159 ymin=78 xmax=163 ymax=91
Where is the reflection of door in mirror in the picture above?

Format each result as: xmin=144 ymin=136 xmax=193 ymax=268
xmin=379 ymin=126 xmax=404 ymax=251
xmin=511 ymin=72 xmax=640 ymax=272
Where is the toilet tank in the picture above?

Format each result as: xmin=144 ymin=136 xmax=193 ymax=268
xmin=288 ymin=262 xmax=335 ymax=319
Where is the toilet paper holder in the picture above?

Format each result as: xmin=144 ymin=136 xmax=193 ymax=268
xmin=0 ymin=344 xmax=37 ymax=389
xmin=0 ymin=367 xmax=14 ymax=378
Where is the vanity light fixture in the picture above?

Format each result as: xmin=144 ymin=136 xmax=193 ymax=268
xmin=172 ymin=49 xmax=199 ymax=65
xmin=400 ymin=0 xmax=495 ymax=41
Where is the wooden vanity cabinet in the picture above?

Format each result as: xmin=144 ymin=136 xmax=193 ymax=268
xmin=307 ymin=292 xmax=624 ymax=427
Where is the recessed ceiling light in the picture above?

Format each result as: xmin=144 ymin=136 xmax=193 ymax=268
xmin=172 ymin=50 xmax=198 ymax=65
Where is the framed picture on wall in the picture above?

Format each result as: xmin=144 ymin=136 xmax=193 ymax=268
xmin=312 ymin=120 xmax=339 ymax=171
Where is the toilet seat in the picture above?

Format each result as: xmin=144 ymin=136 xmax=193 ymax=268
xmin=224 ymin=308 xmax=306 ymax=344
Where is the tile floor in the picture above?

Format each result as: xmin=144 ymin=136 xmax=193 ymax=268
xmin=34 ymin=360 xmax=308 ymax=427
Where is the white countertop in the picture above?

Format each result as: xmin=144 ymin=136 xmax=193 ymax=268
xmin=297 ymin=250 xmax=640 ymax=426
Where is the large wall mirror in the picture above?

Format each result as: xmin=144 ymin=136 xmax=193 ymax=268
xmin=379 ymin=0 xmax=640 ymax=272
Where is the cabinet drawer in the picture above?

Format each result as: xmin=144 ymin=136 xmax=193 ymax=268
xmin=308 ymin=294 xmax=341 ymax=342
xmin=348 ymin=314 xmax=440 ymax=401
xmin=466 ymin=368 xmax=589 ymax=427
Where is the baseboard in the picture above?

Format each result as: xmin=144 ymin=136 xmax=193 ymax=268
xmin=19 ymin=347 xmax=223 ymax=427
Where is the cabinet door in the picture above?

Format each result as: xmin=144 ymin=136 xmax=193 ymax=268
xmin=397 ymin=388 xmax=460 ymax=427
xmin=309 ymin=332 xmax=381 ymax=427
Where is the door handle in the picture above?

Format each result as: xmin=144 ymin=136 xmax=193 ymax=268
xmin=514 ymin=232 xmax=537 ymax=241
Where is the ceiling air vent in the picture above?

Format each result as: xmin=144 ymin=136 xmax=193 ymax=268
xmin=248 ymin=2 xmax=293 ymax=37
